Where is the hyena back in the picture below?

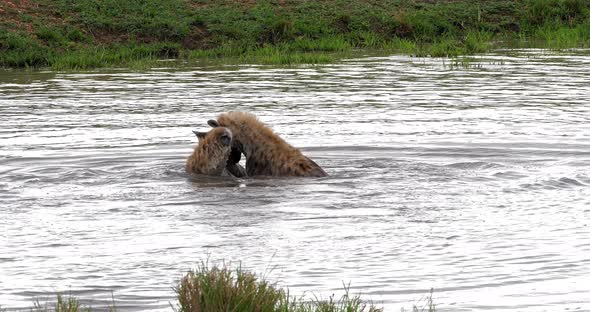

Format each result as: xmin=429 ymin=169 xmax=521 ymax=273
xmin=208 ymin=112 xmax=327 ymax=177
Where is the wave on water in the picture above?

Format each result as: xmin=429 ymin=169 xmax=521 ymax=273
xmin=1 ymin=51 xmax=590 ymax=311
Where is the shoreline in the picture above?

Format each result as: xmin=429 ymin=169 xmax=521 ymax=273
xmin=1 ymin=0 xmax=589 ymax=70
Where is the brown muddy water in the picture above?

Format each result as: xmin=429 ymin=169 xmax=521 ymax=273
xmin=1 ymin=50 xmax=589 ymax=311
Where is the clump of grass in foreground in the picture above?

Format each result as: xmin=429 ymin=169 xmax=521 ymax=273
xmin=32 ymin=294 xmax=92 ymax=312
xmin=175 ymin=262 xmax=383 ymax=312
xmin=401 ymin=289 xmax=436 ymax=312
xmin=286 ymin=286 xmax=384 ymax=312
xmin=175 ymin=263 xmax=285 ymax=312
xmin=31 ymin=293 xmax=118 ymax=312
xmin=23 ymin=264 xmax=435 ymax=312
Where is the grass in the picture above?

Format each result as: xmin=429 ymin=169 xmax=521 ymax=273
xmin=31 ymin=293 xmax=118 ymax=312
xmin=32 ymin=294 xmax=93 ymax=312
xmin=47 ymin=42 xmax=180 ymax=70
xmin=175 ymin=262 xmax=287 ymax=312
xmin=1 ymin=0 xmax=589 ymax=69
xmin=29 ymin=262 xmax=439 ymax=312
xmin=401 ymin=289 xmax=436 ymax=312
xmin=532 ymin=21 xmax=590 ymax=48
xmin=182 ymin=38 xmax=347 ymax=65
xmin=175 ymin=262 xmax=383 ymax=312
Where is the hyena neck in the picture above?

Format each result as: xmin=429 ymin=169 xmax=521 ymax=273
xmin=236 ymin=139 xmax=254 ymax=158
xmin=235 ymin=131 xmax=288 ymax=160
xmin=221 ymin=112 xmax=297 ymax=161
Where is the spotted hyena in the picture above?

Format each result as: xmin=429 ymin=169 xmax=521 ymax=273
xmin=207 ymin=112 xmax=327 ymax=177
xmin=186 ymin=127 xmax=246 ymax=177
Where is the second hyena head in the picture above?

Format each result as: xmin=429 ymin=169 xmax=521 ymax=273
xmin=186 ymin=127 xmax=233 ymax=176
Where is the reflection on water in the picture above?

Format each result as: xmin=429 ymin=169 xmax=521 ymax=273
xmin=1 ymin=50 xmax=590 ymax=311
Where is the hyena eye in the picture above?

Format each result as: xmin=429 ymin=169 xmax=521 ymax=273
xmin=219 ymin=134 xmax=231 ymax=146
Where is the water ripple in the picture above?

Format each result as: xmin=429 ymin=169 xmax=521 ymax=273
xmin=1 ymin=49 xmax=590 ymax=311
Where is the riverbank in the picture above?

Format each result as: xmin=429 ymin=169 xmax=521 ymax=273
xmin=1 ymin=0 xmax=589 ymax=69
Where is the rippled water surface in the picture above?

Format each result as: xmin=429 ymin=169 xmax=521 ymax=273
xmin=1 ymin=50 xmax=590 ymax=311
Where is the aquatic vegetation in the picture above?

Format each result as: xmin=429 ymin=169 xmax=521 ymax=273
xmin=28 ymin=263 xmax=387 ymax=312
xmin=532 ymin=21 xmax=590 ymax=48
xmin=175 ymin=263 xmax=286 ymax=312
xmin=383 ymin=38 xmax=417 ymax=54
xmin=48 ymin=43 xmax=180 ymax=70
xmin=32 ymin=294 xmax=93 ymax=312
xmin=401 ymin=289 xmax=436 ymax=312
xmin=184 ymin=37 xmax=347 ymax=65
xmin=176 ymin=262 xmax=382 ymax=312
xmin=287 ymin=36 xmax=351 ymax=53
xmin=239 ymin=48 xmax=337 ymax=65
xmin=30 ymin=293 xmax=119 ymax=312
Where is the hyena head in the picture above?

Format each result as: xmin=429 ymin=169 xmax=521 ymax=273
xmin=187 ymin=127 xmax=233 ymax=176
xmin=208 ymin=118 xmax=244 ymax=164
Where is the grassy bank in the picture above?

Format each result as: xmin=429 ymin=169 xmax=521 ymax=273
xmin=27 ymin=262 xmax=435 ymax=312
xmin=1 ymin=0 xmax=589 ymax=69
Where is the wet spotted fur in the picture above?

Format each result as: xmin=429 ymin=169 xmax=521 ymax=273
xmin=208 ymin=112 xmax=327 ymax=177
xmin=186 ymin=127 xmax=235 ymax=176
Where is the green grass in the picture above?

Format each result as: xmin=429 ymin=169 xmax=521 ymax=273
xmin=46 ymin=42 xmax=180 ymax=70
xmin=239 ymin=48 xmax=337 ymax=65
xmin=176 ymin=262 xmax=383 ymax=312
xmin=0 ymin=30 xmax=52 ymax=68
xmin=383 ymin=38 xmax=418 ymax=54
xmin=288 ymin=36 xmax=351 ymax=53
xmin=32 ymin=294 xmax=93 ymax=312
xmin=26 ymin=262 xmax=438 ymax=312
xmin=401 ymin=289 xmax=436 ymax=312
xmin=1 ymin=0 xmax=590 ymax=69
xmin=516 ymin=0 xmax=590 ymax=49
xmin=532 ymin=21 xmax=590 ymax=48
xmin=522 ymin=0 xmax=589 ymax=28
xmin=31 ymin=293 xmax=118 ymax=312
xmin=183 ymin=37 xmax=349 ymax=65
xmin=176 ymin=262 xmax=286 ymax=312
xmin=52 ymin=0 xmax=193 ymax=41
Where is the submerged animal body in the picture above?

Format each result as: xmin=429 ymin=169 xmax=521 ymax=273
xmin=208 ymin=112 xmax=327 ymax=177
xmin=186 ymin=127 xmax=237 ymax=176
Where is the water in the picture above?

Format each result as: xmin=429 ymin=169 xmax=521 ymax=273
xmin=1 ymin=50 xmax=589 ymax=311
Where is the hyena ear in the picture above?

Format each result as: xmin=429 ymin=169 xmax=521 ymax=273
xmin=207 ymin=119 xmax=220 ymax=128
xmin=192 ymin=130 xmax=208 ymax=142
